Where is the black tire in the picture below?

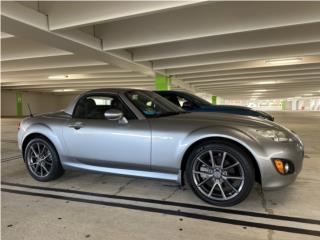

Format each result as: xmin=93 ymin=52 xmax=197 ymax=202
xmin=24 ymin=137 xmax=64 ymax=182
xmin=186 ymin=142 xmax=255 ymax=206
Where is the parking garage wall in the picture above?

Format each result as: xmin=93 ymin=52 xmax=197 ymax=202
xmin=1 ymin=90 xmax=75 ymax=117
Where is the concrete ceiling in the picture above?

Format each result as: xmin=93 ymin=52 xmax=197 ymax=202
xmin=1 ymin=1 xmax=320 ymax=99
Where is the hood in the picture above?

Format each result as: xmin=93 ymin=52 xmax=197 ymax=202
xmin=198 ymin=105 xmax=274 ymax=121
xmin=256 ymin=110 xmax=274 ymax=120
xmin=201 ymin=105 xmax=250 ymax=110
xmin=169 ymin=112 xmax=280 ymax=129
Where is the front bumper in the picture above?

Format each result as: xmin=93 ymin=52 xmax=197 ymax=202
xmin=258 ymin=138 xmax=304 ymax=190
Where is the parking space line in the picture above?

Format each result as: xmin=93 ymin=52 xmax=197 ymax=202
xmin=2 ymin=187 xmax=320 ymax=237
xmin=1 ymin=140 xmax=18 ymax=143
xmin=1 ymin=155 xmax=22 ymax=162
xmin=2 ymin=181 xmax=319 ymax=225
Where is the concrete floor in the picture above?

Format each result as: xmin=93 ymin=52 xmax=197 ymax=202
xmin=1 ymin=112 xmax=320 ymax=239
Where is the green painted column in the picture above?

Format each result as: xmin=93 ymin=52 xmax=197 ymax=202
xmin=16 ymin=92 xmax=23 ymax=117
xmin=280 ymin=99 xmax=286 ymax=111
xmin=155 ymin=74 xmax=171 ymax=90
xmin=212 ymin=96 xmax=217 ymax=105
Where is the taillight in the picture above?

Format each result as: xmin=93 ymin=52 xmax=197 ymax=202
xmin=17 ymin=121 xmax=21 ymax=130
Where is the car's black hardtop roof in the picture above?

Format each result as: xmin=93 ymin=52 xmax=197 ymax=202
xmin=86 ymin=89 xmax=253 ymax=111
xmin=154 ymin=90 xmax=186 ymax=94
xmin=85 ymin=88 xmax=141 ymax=94
xmin=155 ymin=90 xmax=253 ymax=110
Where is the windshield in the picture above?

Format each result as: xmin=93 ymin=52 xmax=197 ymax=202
xmin=126 ymin=90 xmax=186 ymax=118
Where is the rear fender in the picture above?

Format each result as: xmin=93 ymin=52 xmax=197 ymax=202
xmin=20 ymin=123 xmax=65 ymax=159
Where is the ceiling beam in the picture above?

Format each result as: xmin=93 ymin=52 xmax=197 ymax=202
xmin=1 ymin=55 xmax=108 ymax=72
xmin=1 ymin=37 xmax=72 ymax=61
xmin=193 ymin=77 xmax=320 ymax=91
xmin=95 ymin=1 xmax=320 ymax=50
xmin=40 ymin=1 xmax=206 ymax=31
xmin=1 ymin=32 xmax=14 ymax=39
xmin=166 ymin=57 xmax=320 ymax=75
xmin=197 ymin=82 xmax=320 ymax=92
xmin=2 ymin=73 xmax=148 ymax=83
xmin=8 ymin=86 xmax=155 ymax=94
xmin=176 ymin=66 xmax=320 ymax=80
xmin=2 ymin=79 xmax=154 ymax=87
xmin=2 ymin=65 xmax=130 ymax=77
xmin=213 ymin=92 xmax=320 ymax=99
xmin=3 ymin=82 xmax=155 ymax=90
xmin=132 ymin=22 xmax=320 ymax=61
xmin=1 ymin=1 xmax=155 ymax=76
xmin=183 ymin=71 xmax=320 ymax=84
xmin=153 ymin=42 xmax=320 ymax=70
xmin=0 ymin=2 xmax=199 ymax=94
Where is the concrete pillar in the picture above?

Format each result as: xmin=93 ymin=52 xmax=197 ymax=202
xmin=280 ymin=99 xmax=286 ymax=111
xmin=212 ymin=96 xmax=217 ymax=105
xmin=155 ymin=74 xmax=170 ymax=90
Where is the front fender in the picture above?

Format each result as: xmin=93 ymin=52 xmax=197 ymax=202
xmin=177 ymin=125 xmax=266 ymax=174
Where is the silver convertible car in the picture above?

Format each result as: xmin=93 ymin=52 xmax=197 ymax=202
xmin=18 ymin=89 xmax=304 ymax=206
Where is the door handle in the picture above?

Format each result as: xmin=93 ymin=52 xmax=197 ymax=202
xmin=69 ymin=122 xmax=83 ymax=130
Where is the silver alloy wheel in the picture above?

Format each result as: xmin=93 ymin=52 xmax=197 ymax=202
xmin=192 ymin=149 xmax=245 ymax=201
xmin=27 ymin=142 xmax=53 ymax=178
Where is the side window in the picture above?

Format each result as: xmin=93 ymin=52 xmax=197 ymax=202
xmin=177 ymin=95 xmax=196 ymax=110
xmin=73 ymin=94 xmax=136 ymax=120
xmin=89 ymin=96 xmax=112 ymax=106
xmin=177 ymin=96 xmax=187 ymax=108
xmin=162 ymin=94 xmax=181 ymax=107
xmin=127 ymin=92 xmax=157 ymax=116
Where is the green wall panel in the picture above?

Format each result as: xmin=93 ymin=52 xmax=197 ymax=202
xmin=212 ymin=96 xmax=217 ymax=105
xmin=155 ymin=74 xmax=170 ymax=90
xmin=16 ymin=92 xmax=23 ymax=117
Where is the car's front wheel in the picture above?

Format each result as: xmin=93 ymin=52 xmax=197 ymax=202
xmin=186 ymin=142 xmax=255 ymax=206
xmin=24 ymin=137 xmax=64 ymax=181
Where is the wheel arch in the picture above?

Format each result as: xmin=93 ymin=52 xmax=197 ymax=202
xmin=22 ymin=133 xmax=51 ymax=152
xmin=22 ymin=133 xmax=61 ymax=163
xmin=180 ymin=137 xmax=261 ymax=184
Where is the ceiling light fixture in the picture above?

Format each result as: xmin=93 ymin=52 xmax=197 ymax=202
xmin=253 ymin=89 xmax=268 ymax=92
xmin=265 ymin=57 xmax=302 ymax=65
xmin=303 ymin=93 xmax=313 ymax=96
xmin=53 ymin=89 xmax=76 ymax=92
xmin=256 ymin=81 xmax=277 ymax=85
xmin=48 ymin=75 xmax=69 ymax=80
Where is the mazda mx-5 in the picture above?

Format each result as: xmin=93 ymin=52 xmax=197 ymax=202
xmin=18 ymin=89 xmax=304 ymax=206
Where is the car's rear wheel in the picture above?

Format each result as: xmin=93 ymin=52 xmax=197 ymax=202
xmin=24 ymin=137 xmax=64 ymax=181
xmin=186 ymin=142 xmax=254 ymax=206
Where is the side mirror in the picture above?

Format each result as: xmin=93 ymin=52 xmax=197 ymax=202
xmin=104 ymin=109 xmax=123 ymax=121
xmin=104 ymin=109 xmax=128 ymax=124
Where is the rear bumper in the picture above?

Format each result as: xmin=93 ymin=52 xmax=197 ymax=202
xmin=17 ymin=129 xmax=23 ymax=150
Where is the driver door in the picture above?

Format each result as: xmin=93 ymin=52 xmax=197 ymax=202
xmin=62 ymin=93 xmax=151 ymax=170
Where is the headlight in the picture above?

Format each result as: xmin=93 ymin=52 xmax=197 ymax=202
xmin=256 ymin=129 xmax=293 ymax=142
